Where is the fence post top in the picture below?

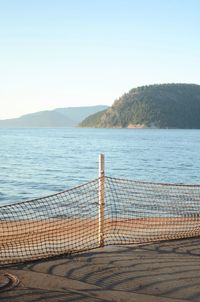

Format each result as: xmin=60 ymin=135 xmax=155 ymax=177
xmin=99 ymin=154 xmax=105 ymax=177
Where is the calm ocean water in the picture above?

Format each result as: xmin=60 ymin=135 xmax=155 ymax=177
xmin=0 ymin=128 xmax=200 ymax=205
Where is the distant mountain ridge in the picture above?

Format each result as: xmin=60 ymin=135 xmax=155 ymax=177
xmin=54 ymin=106 xmax=108 ymax=125
xmin=0 ymin=105 xmax=108 ymax=128
xmin=80 ymin=84 xmax=200 ymax=129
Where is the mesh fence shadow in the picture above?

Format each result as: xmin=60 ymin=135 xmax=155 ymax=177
xmin=0 ymin=176 xmax=200 ymax=265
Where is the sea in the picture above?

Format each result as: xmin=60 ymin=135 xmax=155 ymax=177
xmin=0 ymin=128 xmax=200 ymax=205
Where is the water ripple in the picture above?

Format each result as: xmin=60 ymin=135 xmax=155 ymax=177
xmin=0 ymin=128 xmax=200 ymax=204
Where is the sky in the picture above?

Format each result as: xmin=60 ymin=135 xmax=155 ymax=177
xmin=0 ymin=0 xmax=200 ymax=119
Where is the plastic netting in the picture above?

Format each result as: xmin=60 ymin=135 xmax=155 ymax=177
xmin=0 ymin=176 xmax=200 ymax=264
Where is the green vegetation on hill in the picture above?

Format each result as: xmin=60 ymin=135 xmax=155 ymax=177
xmin=78 ymin=110 xmax=107 ymax=127
xmin=55 ymin=105 xmax=108 ymax=126
xmin=0 ymin=105 xmax=108 ymax=128
xmin=79 ymin=84 xmax=200 ymax=128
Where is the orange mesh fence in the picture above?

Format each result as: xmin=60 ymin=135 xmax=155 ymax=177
xmin=0 ymin=179 xmax=100 ymax=264
xmin=0 ymin=176 xmax=200 ymax=265
xmin=104 ymin=177 xmax=200 ymax=245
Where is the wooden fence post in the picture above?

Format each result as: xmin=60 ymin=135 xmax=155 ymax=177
xmin=99 ymin=154 xmax=105 ymax=247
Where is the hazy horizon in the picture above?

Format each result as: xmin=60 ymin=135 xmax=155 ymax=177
xmin=1 ymin=0 xmax=200 ymax=119
xmin=0 ymin=104 xmax=109 ymax=120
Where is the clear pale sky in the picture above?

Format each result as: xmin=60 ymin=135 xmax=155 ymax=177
xmin=0 ymin=0 xmax=200 ymax=119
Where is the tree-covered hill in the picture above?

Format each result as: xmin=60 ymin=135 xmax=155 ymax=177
xmin=78 ymin=109 xmax=107 ymax=128
xmin=79 ymin=84 xmax=200 ymax=128
xmin=0 ymin=105 xmax=108 ymax=128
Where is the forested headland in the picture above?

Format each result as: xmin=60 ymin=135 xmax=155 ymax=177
xmin=80 ymin=84 xmax=200 ymax=128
